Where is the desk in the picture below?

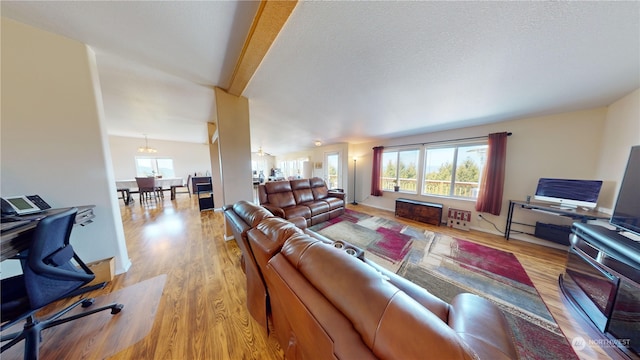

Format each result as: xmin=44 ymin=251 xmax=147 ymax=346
xmin=1 ymin=205 xmax=95 ymax=261
xmin=115 ymin=177 xmax=184 ymax=204
xmin=504 ymin=200 xmax=610 ymax=241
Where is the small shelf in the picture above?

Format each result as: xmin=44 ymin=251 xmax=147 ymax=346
xmin=196 ymin=183 xmax=214 ymax=211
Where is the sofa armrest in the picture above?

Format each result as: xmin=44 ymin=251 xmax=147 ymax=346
xmin=288 ymin=216 xmax=308 ymax=230
xmin=448 ymin=293 xmax=518 ymax=360
xmin=327 ymin=191 xmax=345 ymax=200
xmin=223 ymin=207 xmax=251 ymax=239
xmin=262 ymin=204 xmax=285 ymax=218
xmin=249 ymin=228 xmax=291 ymax=270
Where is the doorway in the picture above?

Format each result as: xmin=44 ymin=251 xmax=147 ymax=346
xmin=324 ymin=152 xmax=341 ymax=190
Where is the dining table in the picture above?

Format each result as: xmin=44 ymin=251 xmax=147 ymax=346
xmin=115 ymin=177 xmax=184 ymax=204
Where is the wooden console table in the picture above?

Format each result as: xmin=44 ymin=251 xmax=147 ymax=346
xmin=395 ymin=198 xmax=443 ymax=226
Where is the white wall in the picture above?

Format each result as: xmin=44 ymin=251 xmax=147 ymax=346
xmin=343 ymin=97 xmax=639 ymax=245
xmin=1 ymin=18 xmax=130 ymax=275
xmin=109 ymin=135 xmax=211 ymax=180
xmin=596 ymin=88 xmax=640 ymax=210
xmin=349 ymin=108 xmax=624 ymax=245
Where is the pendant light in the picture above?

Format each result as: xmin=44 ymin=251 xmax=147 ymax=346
xmin=138 ymin=134 xmax=157 ymax=153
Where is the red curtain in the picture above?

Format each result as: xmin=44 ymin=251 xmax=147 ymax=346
xmin=475 ymin=132 xmax=508 ymax=215
xmin=371 ymin=146 xmax=384 ymax=196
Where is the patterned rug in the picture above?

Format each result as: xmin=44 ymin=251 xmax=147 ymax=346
xmin=309 ymin=209 xmax=578 ymax=360
xmin=309 ymin=209 xmax=433 ymax=269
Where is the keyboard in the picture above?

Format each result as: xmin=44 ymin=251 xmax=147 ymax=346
xmin=1 ymin=219 xmax=33 ymax=232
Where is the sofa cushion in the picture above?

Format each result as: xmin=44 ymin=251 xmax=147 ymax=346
xmin=310 ymin=177 xmax=330 ymax=200
xmin=302 ymin=201 xmax=330 ymax=216
xmin=283 ymin=205 xmax=311 ymax=220
xmin=290 ymin=179 xmax=310 ymax=189
xmin=290 ymin=179 xmax=314 ymax=204
xmin=265 ymin=181 xmax=297 ymax=208
xmin=323 ymin=196 xmax=344 ymax=211
xmin=232 ymin=200 xmax=273 ymax=228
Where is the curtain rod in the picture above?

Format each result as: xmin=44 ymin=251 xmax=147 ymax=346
xmin=381 ymin=132 xmax=512 ymax=149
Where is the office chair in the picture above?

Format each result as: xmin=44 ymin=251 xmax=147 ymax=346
xmin=1 ymin=208 xmax=123 ymax=360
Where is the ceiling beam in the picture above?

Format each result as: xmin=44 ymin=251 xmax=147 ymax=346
xmin=226 ymin=0 xmax=298 ymax=96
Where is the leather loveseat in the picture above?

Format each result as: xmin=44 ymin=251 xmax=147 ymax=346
xmin=248 ymin=216 xmax=519 ymax=360
xmin=258 ymin=177 xmax=345 ymax=226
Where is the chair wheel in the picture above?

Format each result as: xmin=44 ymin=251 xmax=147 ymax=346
xmin=81 ymin=298 xmax=95 ymax=307
xmin=111 ymin=304 xmax=124 ymax=314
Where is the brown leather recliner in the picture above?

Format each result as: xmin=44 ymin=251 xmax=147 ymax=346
xmin=258 ymin=177 xmax=345 ymax=226
xmin=222 ymin=200 xmax=306 ymax=330
xmin=248 ymin=219 xmax=519 ymax=360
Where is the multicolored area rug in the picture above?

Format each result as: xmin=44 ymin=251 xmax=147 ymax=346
xmin=309 ymin=209 xmax=434 ymax=271
xmin=310 ymin=209 xmax=578 ymax=360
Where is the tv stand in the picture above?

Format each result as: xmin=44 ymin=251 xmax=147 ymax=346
xmin=505 ymin=200 xmax=610 ymax=243
xmin=560 ymin=223 xmax=640 ymax=359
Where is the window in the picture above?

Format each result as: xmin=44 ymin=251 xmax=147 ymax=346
xmin=135 ymin=157 xmax=175 ymax=177
xmin=422 ymin=142 xmax=487 ymax=198
xmin=278 ymin=159 xmax=307 ymax=179
xmin=381 ymin=149 xmax=419 ymax=193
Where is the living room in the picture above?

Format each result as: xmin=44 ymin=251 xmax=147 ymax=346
xmin=1 ymin=2 xmax=639 ymax=359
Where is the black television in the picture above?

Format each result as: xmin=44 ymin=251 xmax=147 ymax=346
xmin=534 ymin=178 xmax=603 ymax=210
xmin=610 ymin=145 xmax=640 ymax=237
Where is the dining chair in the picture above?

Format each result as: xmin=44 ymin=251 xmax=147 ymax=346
xmin=135 ymin=177 xmax=160 ymax=203
xmin=171 ymin=174 xmax=192 ymax=199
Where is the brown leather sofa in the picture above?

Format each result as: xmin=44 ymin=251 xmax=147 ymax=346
xmin=258 ymin=177 xmax=345 ymax=226
xmin=222 ymin=200 xmax=307 ymax=330
xmin=248 ymin=217 xmax=519 ymax=360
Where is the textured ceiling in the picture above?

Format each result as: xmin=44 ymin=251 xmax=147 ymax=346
xmin=2 ymin=1 xmax=639 ymax=155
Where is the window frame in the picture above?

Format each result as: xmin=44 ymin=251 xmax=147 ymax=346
xmin=135 ymin=156 xmax=175 ymax=178
xmin=422 ymin=140 xmax=488 ymax=200
xmin=381 ymin=147 xmax=421 ymax=194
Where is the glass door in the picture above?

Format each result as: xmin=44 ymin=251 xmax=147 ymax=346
xmin=324 ymin=152 xmax=341 ymax=190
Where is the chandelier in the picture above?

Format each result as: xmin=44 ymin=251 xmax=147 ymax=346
xmin=137 ymin=135 xmax=157 ymax=153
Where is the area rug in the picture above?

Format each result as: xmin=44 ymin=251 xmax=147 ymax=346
xmin=310 ymin=210 xmax=578 ymax=360
xmin=309 ymin=209 xmax=433 ymax=271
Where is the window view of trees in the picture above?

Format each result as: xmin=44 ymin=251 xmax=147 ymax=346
xmin=378 ymin=142 xmax=487 ymax=198
xmin=423 ymin=144 xmax=486 ymax=198
xmin=381 ymin=149 xmax=419 ymax=192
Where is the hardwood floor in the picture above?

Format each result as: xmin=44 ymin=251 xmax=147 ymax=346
xmin=97 ymin=196 xmax=612 ymax=359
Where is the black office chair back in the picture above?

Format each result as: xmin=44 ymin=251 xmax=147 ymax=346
xmin=21 ymin=207 xmax=93 ymax=309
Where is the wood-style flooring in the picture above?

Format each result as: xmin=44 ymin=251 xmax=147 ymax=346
xmin=75 ymin=196 xmax=615 ymax=359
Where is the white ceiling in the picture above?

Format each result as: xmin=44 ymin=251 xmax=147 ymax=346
xmin=2 ymin=1 xmax=639 ymax=155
